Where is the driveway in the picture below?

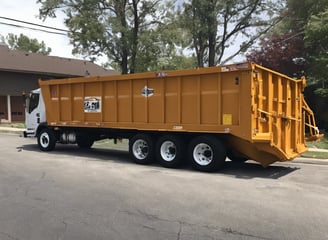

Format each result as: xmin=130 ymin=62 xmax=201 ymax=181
xmin=0 ymin=133 xmax=327 ymax=240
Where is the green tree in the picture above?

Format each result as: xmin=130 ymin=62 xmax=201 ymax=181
xmin=38 ymin=0 xmax=179 ymax=74
xmin=277 ymin=0 xmax=328 ymax=33
xmin=246 ymin=0 xmax=328 ymax=129
xmin=246 ymin=33 xmax=305 ymax=77
xmin=133 ymin=15 xmax=197 ymax=71
xmin=247 ymin=0 xmax=328 ymax=79
xmin=304 ymin=9 xmax=328 ymax=96
xmin=1 ymin=33 xmax=51 ymax=55
xmin=179 ymin=0 xmax=283 ymax=67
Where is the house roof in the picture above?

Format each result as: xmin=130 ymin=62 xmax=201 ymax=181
xmin=0 ymin=43 xmax=119 ymax=77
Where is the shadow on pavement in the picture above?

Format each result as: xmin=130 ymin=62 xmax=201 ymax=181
xmin=21 ymin=143 xmax=131 ymax=163
xmin=20 ymin=143 xmax=299 ymax=180
xmin=220 ymin=160 xmax=299 ymax=179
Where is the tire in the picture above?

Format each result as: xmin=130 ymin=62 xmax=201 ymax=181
xmin=129 ymin=134 xmax=154 ymax=164
xmin=77 ymin=136 xmax=94 ymax=149
xmin=188 ymin=135 xmax=226 ymax=172
xmin=37 ymin=128 xmax=57 ymax=151
xmin=227 ymin=150 xmax=248 ymax=163
xmin=155 ymin=135 xmax=186 ymax=168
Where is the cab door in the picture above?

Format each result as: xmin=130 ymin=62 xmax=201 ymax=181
xmin=25 ymin=89 xmax=45 ymax=137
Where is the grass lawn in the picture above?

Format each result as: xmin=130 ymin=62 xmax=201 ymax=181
xmin=303 ymin=132 xmax=328 ymax=159
xmin=306 ymin=133 xmax=328 ymax=149
xmin=0 ymin=122 xmax=25 ymax=128
xmin=301 ymin=151 xmax=328 ymax=159
xmin=94 ymin=139 xmax=129 ymax=151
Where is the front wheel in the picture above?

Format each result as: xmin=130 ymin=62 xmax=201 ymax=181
xmin=188 ymin=135 xmax=226 ymax=172
xmin=129 ymin=134 xmax=154 ymax=165
xmin=37 ymin=128 xmax=57 ymax=151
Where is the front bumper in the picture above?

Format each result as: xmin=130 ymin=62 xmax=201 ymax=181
xmin=23 ymin=129 xmax=37 ymax=138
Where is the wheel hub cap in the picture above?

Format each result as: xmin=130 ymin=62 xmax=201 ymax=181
xmin=40 ymin=133 xmax=50 ymax=148
xmin=193 ymin=143 xmax=213 ymax=166
xmin=133 ymin=140 xmax=149 ymax=160
xmin=160 ymin=141 xmax=176 ymax=162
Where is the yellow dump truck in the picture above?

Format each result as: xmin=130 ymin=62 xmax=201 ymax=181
xmin=24 ymin=62 xmax=322 ymax=171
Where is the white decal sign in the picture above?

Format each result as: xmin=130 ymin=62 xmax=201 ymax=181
xmin=84 ymin=96 xmax=101 ymax=112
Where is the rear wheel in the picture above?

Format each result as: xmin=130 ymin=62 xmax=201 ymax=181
xmin=188 ymin=135 xmax=226 ymax=172
xmin=129 ymin=134 xmax=154 ymax=164
xmin=37 ymin=128 xmax=56 ymax=151
xmin=156 ymin=135 xmax=186 ymax=168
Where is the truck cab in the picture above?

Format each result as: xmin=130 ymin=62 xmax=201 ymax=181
xmin=24 ymin=88 xmax=46 ymax=137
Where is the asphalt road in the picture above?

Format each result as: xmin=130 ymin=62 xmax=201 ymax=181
xmin=0 ymin=133 xmax=328 ymax=240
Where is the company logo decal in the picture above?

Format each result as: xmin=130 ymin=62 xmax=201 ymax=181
xmin=141 ymin=86 xmax=154 ymax=97
xmin=84 ymin=97 xmax=101 ymax=112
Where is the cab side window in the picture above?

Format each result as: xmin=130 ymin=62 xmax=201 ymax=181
xmin=28 ymin=93 xmax=39 ymax=113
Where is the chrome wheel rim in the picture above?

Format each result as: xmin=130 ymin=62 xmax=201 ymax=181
xmin=160 ymin=141 xmax=176 ymax=162
xmin=193 ymin=143 xmax=213 ymax=166
xmin=39 ymin=132 xmax=50 ymax=148
xmin=132 ymin=139 xmax=149 ymax=160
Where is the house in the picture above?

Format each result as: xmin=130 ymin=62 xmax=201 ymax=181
xmin=0 ymin=43 xmax=118 ymax=122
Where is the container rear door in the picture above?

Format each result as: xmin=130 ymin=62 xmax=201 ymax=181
xmin=252 ymin=66 xmax=305 ymax=157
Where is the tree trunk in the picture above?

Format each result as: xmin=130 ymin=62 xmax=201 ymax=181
xmin=130 ymin=0 xmax=139 ymax=74
xmin=207 ymin=0 xmax=217 ymax=67
xmin=117 ymin=0 xmax=129 ymax=74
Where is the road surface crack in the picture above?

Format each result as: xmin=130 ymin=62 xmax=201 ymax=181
xmin=221 ymin=227 xmax=276 ymax=240
xmin=176 ymin=221 xmax=182 ymax=240
xmin=0 ymin=231 xmax=20 ymax=240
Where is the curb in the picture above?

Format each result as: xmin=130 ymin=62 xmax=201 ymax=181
xmin=308 ymin=148 xmax=328 ymax=153
xmin=294 ymin=157 xmax=328 ymax=165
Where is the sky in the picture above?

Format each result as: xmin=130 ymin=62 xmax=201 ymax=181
xmin=1 ymin=0 xmax=76 ymax=59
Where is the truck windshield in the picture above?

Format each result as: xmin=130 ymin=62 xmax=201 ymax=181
xmin=27 ymin=93 xmax=39 ymax=113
